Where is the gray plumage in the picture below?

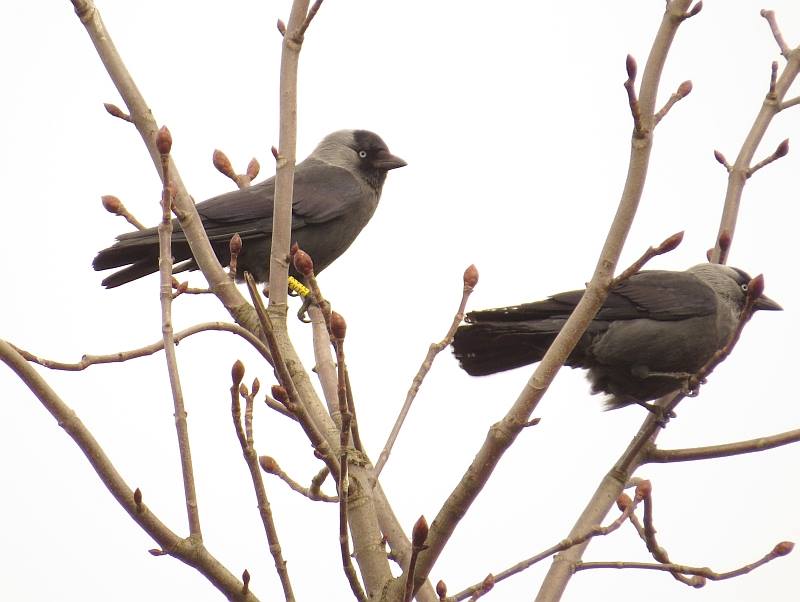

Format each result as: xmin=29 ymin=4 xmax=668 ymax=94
xmin=93 ymin=129 xmax=406 ymax=288
xmin=452 ymin=264 xmax=781 ymax=409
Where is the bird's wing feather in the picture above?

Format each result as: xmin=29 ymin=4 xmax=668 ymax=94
xmin=195 ymin=159 xmax=365 ymax=242
xmin=466 ymin=271 xmax=717 ymax=323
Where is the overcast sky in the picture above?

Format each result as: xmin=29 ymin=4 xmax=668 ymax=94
xmin=2 ymin=1 xmax=800 ymax=601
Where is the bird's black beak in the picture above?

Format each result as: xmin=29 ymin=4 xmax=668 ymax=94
xmin=372 ymin=149 xmax=407 ymax=171
xmin=755 ymin=293 xmax=782 ymax=311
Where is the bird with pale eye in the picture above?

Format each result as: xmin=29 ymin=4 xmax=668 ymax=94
xmin=93 ymin=129 xmax=406 ymax=288
xmin=452 ymin=264 xmax=781 ymax=410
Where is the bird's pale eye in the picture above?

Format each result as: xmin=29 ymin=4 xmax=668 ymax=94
xmin=358 ymin=150 xmax=368 ymax=158
xmin=741 ymin=283 xmax=748 ymax=292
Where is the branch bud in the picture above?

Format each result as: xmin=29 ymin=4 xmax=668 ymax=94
xmin=251 ymin=378 xmax=260 ymax=396
xmin=271 ymin=145 xmax=279 ymax=160
xmin=213 ymin=149 xmax=235 ymax=178
xmin=331 ymin=312 xmax=347 ymax=340
xmin=635 ymin=479 xmax=652 ymax=500
xmin=677 ymin=80 xmax=693 ymax=98
xmin=463 ymin=264 xmax=479 ymax=288
xmin=231 ymin=360 xmax=245 ymax=386
xmin=242 ymin=569 xmax=250 ymax=594
xmin=101 ymin=195 xmax=122 ymax=215
xmin=103 ymin=102 xmax=129 ymax=120
xmin=713 ymin=149 xmax=728 ymax=166
xmin=271 ymin=385 xmax=288 ymax=403
xmin=259 ymin=456 xmax=279 ymax=473
xmin=156 ymin=126 xmax=172 ymax=156
xmin=239 ymin=383 xmax=249 ymax=398
xmin=481 ymin=574 xmax=495 ymax=592
xmin=656 ymin=231 xmax=684 ymax=254
xmin=412 ymin=515 xmax=429 ymax=547
xmin=774 ymin=541 xmax=794 ymax=556
xmin=148 ymin=548 xmax=167 ymax=556
xmin=292 ymin=247 xmax=314 ymax=276
xmin=435 ymin=580 xmax=447 ymax=599
xmin=746 ymin=274 xmax=765 ymax=304
xmin=687 ymin=1 xmax=703 ymax=18
xmin=717 ymin=230 xmax=732 ymax=253
xmin=775 ymin=138 xmax=790 ymax=158
xmin=625 ymin=54 xmax=637 ymax=81
xmin=246 ymin=158 xmax=260 ymax=180
xmin=229 ymin=233 xmax=242 ymax=256
xmin=276 ymin=19 xmax=286 ymax=35
xmin=133 ymin=487 xmax=143 ymax=512
xmin=690 ymin=576 xmax=707 ymax=588
xmin=616 ymin=492 xmax=632 ymax=511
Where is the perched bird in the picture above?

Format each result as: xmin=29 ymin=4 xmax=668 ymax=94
xmin=452 ymin=264 xmax=781 ymax=409
xmin=93 ymin=129 xmax=406 ymax=288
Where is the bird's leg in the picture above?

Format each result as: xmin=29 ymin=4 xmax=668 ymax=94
xmin=634 ymin=400 xmax=675 ymax=427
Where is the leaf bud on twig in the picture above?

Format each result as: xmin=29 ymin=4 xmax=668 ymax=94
xmin=156 ymin=126 xmax=172 ymax=156
xmin=331 ymin=311 xmax=347 ymax=340
xmin=231 ymin=359 xmax=245 ymax=386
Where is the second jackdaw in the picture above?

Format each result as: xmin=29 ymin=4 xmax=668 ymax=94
xmin=452 ymin=264 xmax=781 ymax=409
xmin=93 ymin=129 xmax=406 ymax=288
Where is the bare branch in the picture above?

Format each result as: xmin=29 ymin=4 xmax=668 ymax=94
xmin=654 ymin=80 xmax=692 ymax=125
xmin=230 ymin=364 xmax=296 ymax=601
xmin=761 ymin=9 xmax=791 ymax=58
xmin=575 ymin=540 xmax=794 ymax=582
xmin=259 ymin=456 xmax=337 ymax=502
xmin=374 ymin=265 xmax=478 ymax=480
xmin=0 ymin=339 xmax=257 ymax=600
xmin=647 ymin=427 xmax=800 ymax=463
xmin=780 ymin=94 xmax=800 ymax=110
xmin=10 ymin=321 xmax=273 ymax=371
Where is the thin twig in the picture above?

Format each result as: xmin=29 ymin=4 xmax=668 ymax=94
xmin=610 ymin=231 xmax=683 ymax=286
xmin=404 ymin=517 xmax=429 ymax=602
xmin=761 ymin=9 xmax=791 ymax=59
xmin=451 ymin=487 xmax=645 ymax=601
xmin=374 ymin=265 xmax=478 ymax=480
xmin=244 ymin=272 xmax=340 ymax=480
xmin=575 ymin=540 xmax=793 ymax=581
xmin=624 ymin=54 xmax=642 ymax=135
xmin=10 ymin=321 xmax=273 ymax=371
xmin=155 ymin=127 xmax=202 ymax=539
xmin=298 ymin=0 xmax=324 ymax=37
xmin=639 ymin=482 xmax=696 ymax=585
xmin=101 ymin=194 xmax=146 ymax=230
xmin=780 ymin=95 xmax=800 ymax=110
xmin=647 ymin=427 xmax=800 ymax=463
xmin=230 ymin=363 xmax=295 ymax=601
xmin=746 ymin=138 xmax=789 ymax=177
xmin=259 ymin=456 xmax=337 ymax=502
xmin=654 ymin=80 xmax=692 ymax=125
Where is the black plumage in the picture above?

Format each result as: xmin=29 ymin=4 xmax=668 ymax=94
xmin=93 ymin=130 xmax=406 ymax=288
xmin=452 ymin=264 xmax=781 ymax=408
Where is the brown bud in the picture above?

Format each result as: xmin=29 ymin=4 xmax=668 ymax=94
xmin=463 ymin=264 xmax=479 ymax=288
xmin=276 ymin=19 xmax=286 ymax=35
xmin=213 ymin=149 xmax=235 ymax=178
xmin=774 ymin=541 xmax=794 ymax=556
xmin=133 ymin=487 xmax=143 ymax=507
xmin=746 ymin=274 xmax=765 ymax=303
xmin=690 ymin=576 xmax=707 ymax=588
xmin=271 ymin=385 xmax=288 ymax=403
xmin=331 ymin=312 xmax=347 ymax=340
xmin=718 ymin=230 xmax=732 ymax=253
xmin=251 ymin=378 xmax=260 ymax=396
xmin=292 ymin=248 xmax=314 ymax=276
xmin=687 ymin=1 xmax=703 ymax=18
xmin=435 ymin=580 xmax=447 ymax=599
xmin=635 ymin=479 xmax=652 ymax=500
xmin=259 ymin=456 xmax=279 ymax=473
xmin=148 ymin=548 xmax=167 ymax=556
xmin=775 ymin=138 xmax=790 ymax=158
xmin=229 ymin=233 xmax=242 ymax=256
xmin=239 ymin=383 xmax=249 ymax=397
xmin=104 ymin=102 xmax=127 ymax=119
xmin=242 ymin=569 xmax=250 ymax=594
xmin=246 ymin=158 xmax=260 ymax=180
xmin=101 ymin=195 xmax=122 ymax=215
xmin=176 ymin=281 xmax=188 ymax=294
xmin=481 ymin=574 xmax=495 ymax=591
xmin=616 ymin=492 xmax=632 ymax=511
xmin=657 ymin=231 xmax=684 ymax=254
xmin=271 ymin=145 xmax=279 ymax=160
xmin=677 ymin=80 xmax=693 ymax=98
xmin=713 ymin=149 xmax=728 ymax=166
xmin=625 ymin=54 xmax=637 ymax=81
xmin=412 ymin=515 xmax=429 ymax=547
xmin=156 ymin=126 xmax=172 ymax=155
xmin=231 ymin=360 xmax=245 ymax=386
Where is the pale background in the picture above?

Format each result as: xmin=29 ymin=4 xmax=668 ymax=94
xmin=1 ymin=1 xmax=799 ymax=601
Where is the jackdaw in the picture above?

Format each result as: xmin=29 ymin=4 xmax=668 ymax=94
xmin=93 ymin=129 xmax=406 ymax=288
xmin=452 ymin=264 xmax=781 ymax=409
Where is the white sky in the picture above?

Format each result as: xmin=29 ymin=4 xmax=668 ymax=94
xmin=2 ymin=1 xmax=800 ymax=601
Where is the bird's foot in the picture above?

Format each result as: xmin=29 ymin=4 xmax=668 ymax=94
xmin=635 ymin=400 xmax=676 ymax=427
xmin=296 ymin=296 xmax=312 ymax=323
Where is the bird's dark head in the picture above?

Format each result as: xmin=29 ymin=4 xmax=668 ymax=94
xmin=690 ymin=263 xmax=782 ymax=312
xmin=312 ymin=129 xmax=406 ymax=191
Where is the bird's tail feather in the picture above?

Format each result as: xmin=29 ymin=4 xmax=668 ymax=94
xmin=452 ymin=322 xmax=559 ymax=376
